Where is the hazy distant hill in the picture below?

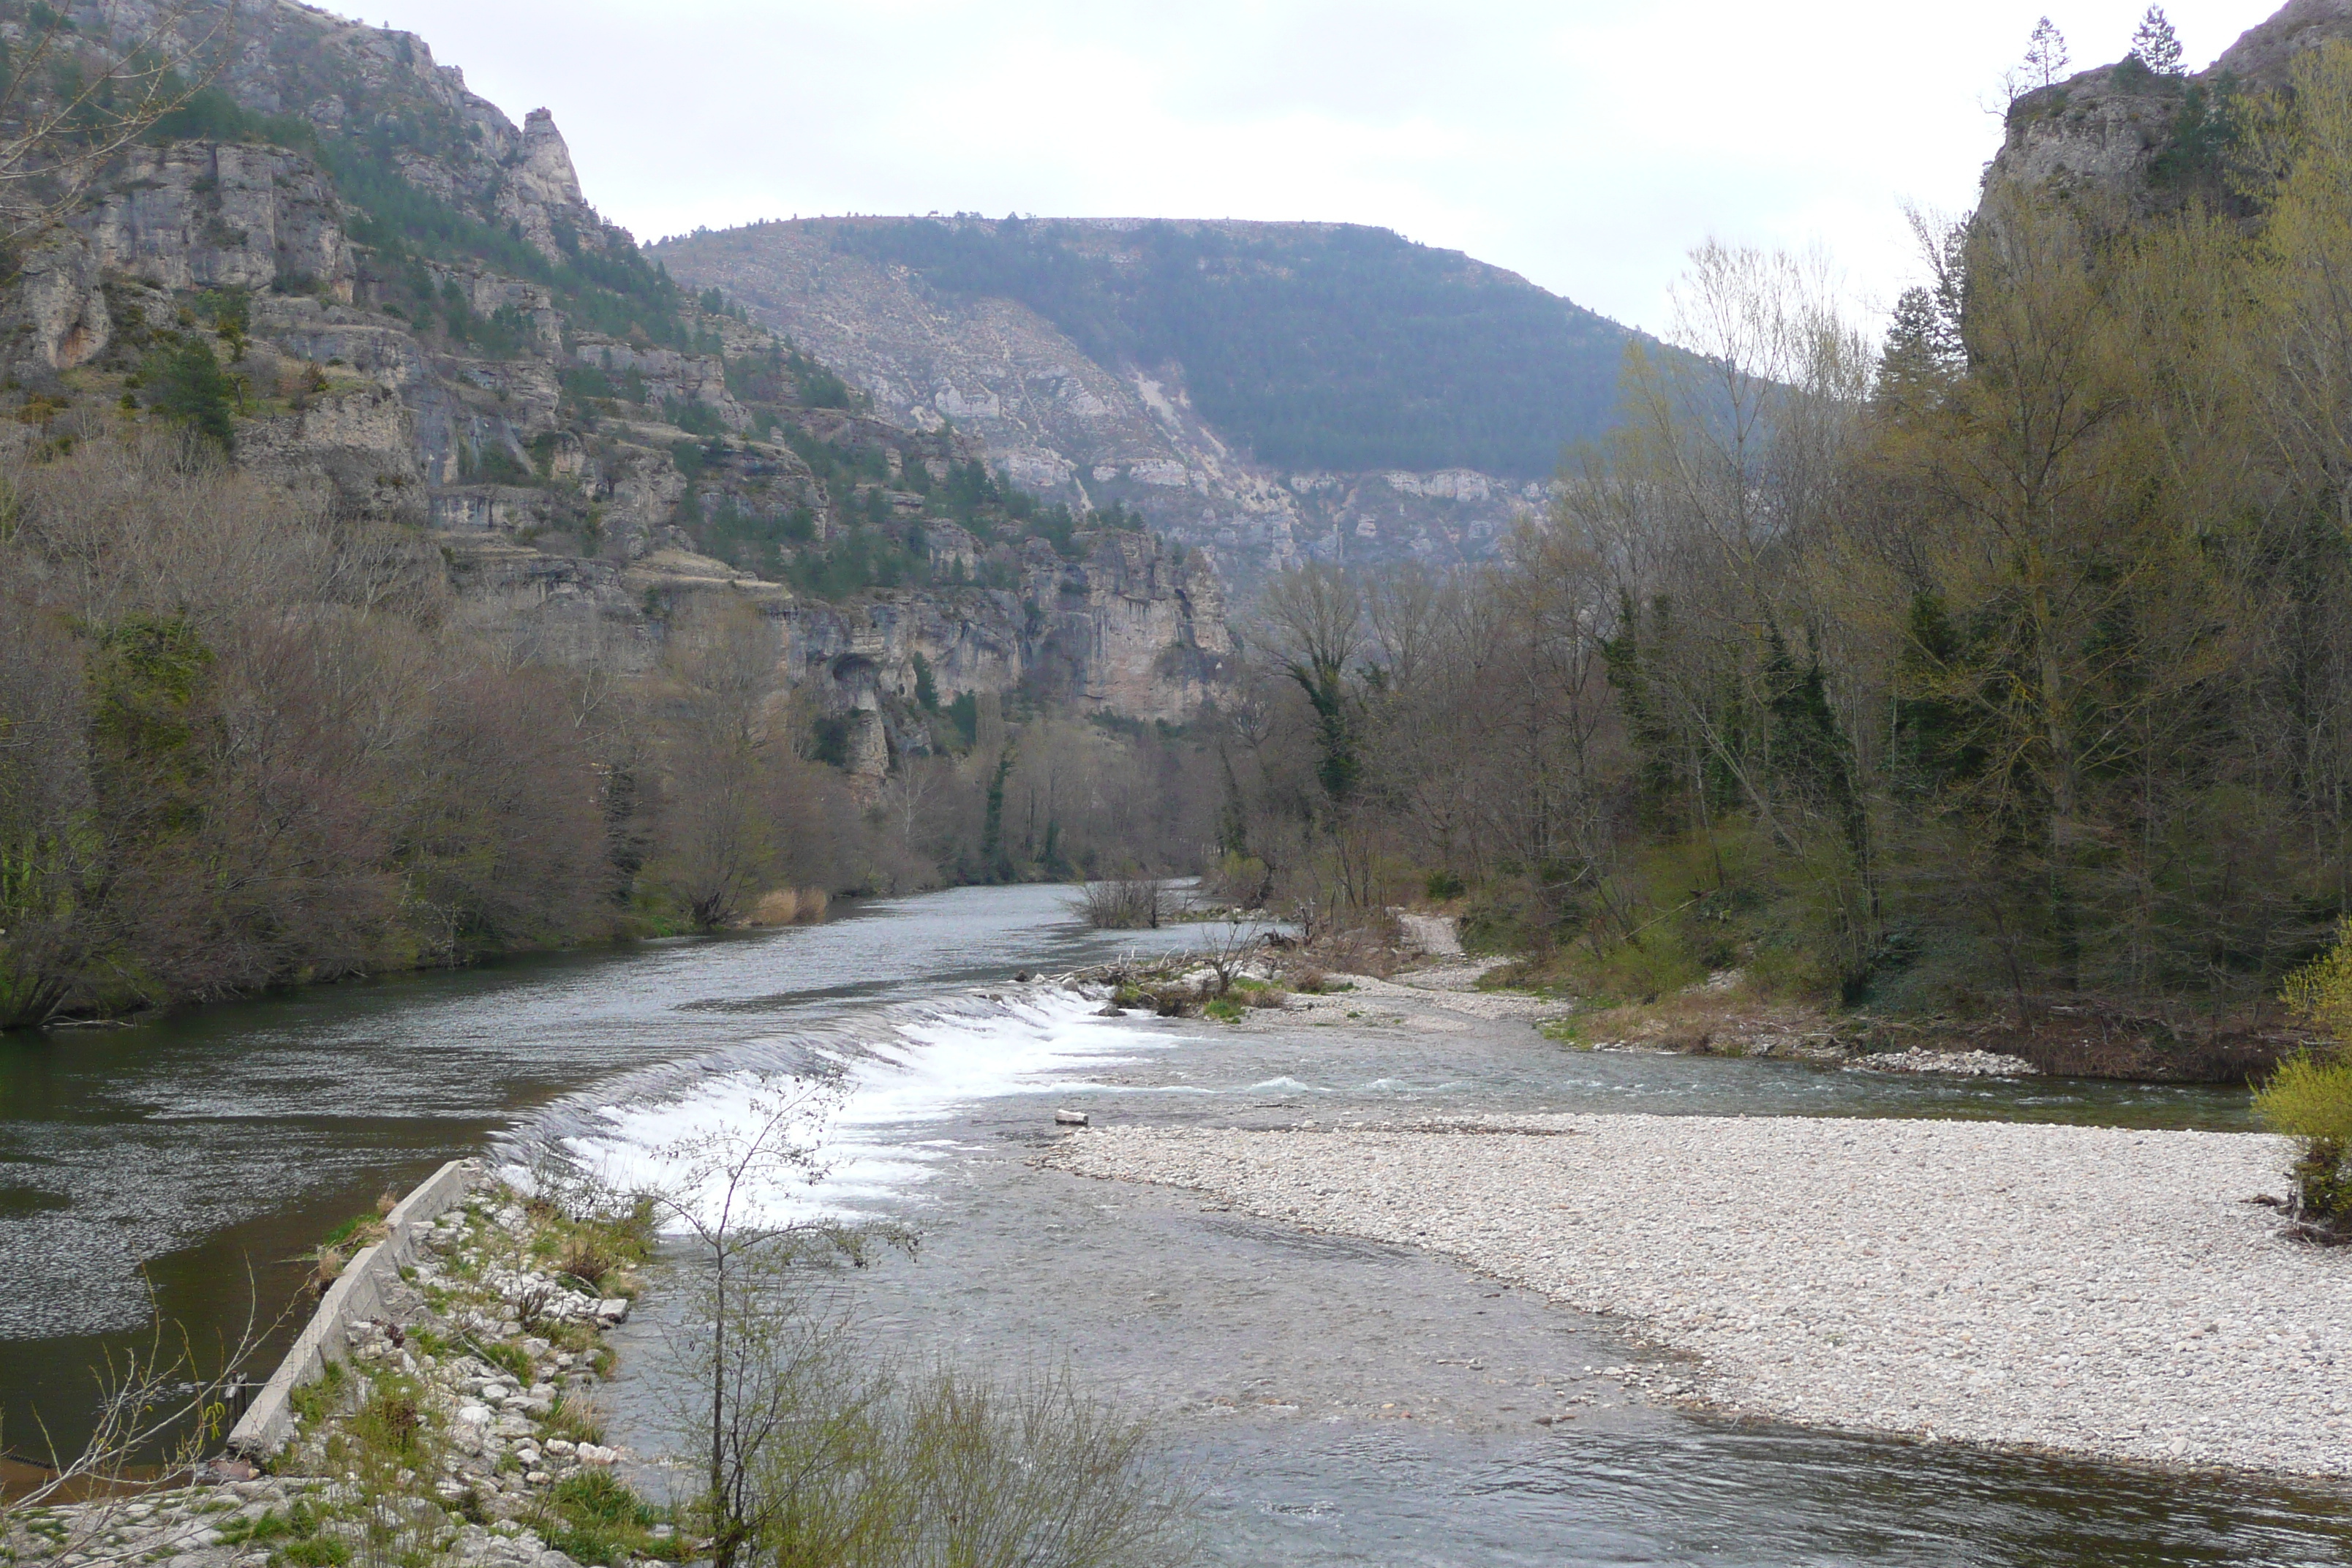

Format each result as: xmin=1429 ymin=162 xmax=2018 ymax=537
xmin=654 ymin=217 xmax=1637 ymax=573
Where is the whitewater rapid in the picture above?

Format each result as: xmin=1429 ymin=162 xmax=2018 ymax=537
xmin=510 ymin=988 xmax=1174 ymax=1229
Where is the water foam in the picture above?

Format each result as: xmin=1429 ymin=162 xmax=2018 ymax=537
xmin=513 ymin=989 xmax=1166 ymax=1232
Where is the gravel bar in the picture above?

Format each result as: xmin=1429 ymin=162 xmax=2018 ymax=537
xmin=1044 ymin=1115 xmax=2352 ymax=1478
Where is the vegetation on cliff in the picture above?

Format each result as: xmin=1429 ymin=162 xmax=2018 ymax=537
xmin=0 ymin=423 xmax=1232 ymax=1025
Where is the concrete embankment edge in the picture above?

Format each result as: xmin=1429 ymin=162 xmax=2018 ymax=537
xmin=225 ymin=1158 xmax=482 ymax=1459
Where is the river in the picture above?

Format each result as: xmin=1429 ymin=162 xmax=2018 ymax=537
xmin=4 ymin=885 xmax=2348 ymax=1564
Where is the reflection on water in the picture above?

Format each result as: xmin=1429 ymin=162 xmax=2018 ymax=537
xmin=6 ymin=883 xmax=2343 ymax=1563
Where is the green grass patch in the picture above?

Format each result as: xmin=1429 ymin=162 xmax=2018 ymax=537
xmin=274 ymin=1537 xmax=348 ymax=1568
xmin=542 ymin=1394 xmax=606 ymax=1447
xmin=478 ymin=1340 xmax=535 ymax=1384
xmin=532 ymin=1471 xmax=684 ymax=1567
xmin=287 ymin=1360 xmax=347 ymax=1425
xmin=318 ymin=1213 xmax=378 ymax=1249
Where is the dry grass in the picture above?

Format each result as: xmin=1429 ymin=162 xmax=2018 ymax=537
xmin=1297 ymin=924 xmax=1405 ymax=980
xmin=308 ymin=1245 xmax=346 ymax=1294
xmin=750 ymin=888 xmax=831 ymax=926
xmin=1548 ymin=983 xmax=1846 ymax=1061
xmin=556 ymin=1232 xmax=619 ymax=1291
xmin=1284 ymin=963 xmax=1330 ymax=994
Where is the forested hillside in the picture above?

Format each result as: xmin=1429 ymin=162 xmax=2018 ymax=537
xmin=821 ymin=218 xmax=1632 ymax=477
xmin=1202 ymin=37 xmax=2352 ymax=1076
xmin=654 ymin=218 xmax=1610 ymax=578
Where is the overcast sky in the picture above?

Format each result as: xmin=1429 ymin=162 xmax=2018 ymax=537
xmin=363 ymin=0 xmax=2271 ymax=337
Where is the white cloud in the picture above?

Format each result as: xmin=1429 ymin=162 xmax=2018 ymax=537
xmin=369 ymin=0 xmax=2272 ymax=336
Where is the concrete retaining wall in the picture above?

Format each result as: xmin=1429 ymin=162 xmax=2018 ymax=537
xmin=226 ymin=1158 xmax=481 ymax=1459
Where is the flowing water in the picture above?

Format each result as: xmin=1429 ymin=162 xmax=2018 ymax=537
xmin=4 ymin=885 xmax=2348 ymax=1562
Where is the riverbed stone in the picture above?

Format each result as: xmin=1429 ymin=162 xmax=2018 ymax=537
xmin=1046 ymin=1115 xmax=2352 ymax=1479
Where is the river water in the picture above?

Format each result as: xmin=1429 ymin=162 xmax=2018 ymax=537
xmin=4 ymin=885 xmax=2348 ymax=1563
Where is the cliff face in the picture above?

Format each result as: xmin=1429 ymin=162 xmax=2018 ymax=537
xmin=0 ymin=0 xmax=1227 ymax=777
xmin=649 ymin=219 xmax=1590 ymax=581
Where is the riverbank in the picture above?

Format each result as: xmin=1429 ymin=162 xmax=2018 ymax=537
xmin=1044 ymin=1112 xmax=2352 ymax=1480
xmin=2 ymin=1174 xmax=668 ymax=1568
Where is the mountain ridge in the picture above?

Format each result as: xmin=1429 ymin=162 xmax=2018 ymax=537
xmin=651 ymin=214 xmax=1637 ymax=576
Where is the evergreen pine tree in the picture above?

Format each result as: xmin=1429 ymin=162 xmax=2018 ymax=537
xmin=2024 ymin=17 xmax=2070 ymax=88
xmin=1878 ymin=286 xmax=1962 ymax=412
xmin=153 ymin=337 xmax=236 ymax=452
xmin=2130 ymin=5 xmax=2184 ymax=77
xmin=980 ymin=745 xmax=1015 ymax=881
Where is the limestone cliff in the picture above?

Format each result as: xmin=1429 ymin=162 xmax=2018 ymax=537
xmin=0 ymin=0 xmax=1228 ymax=785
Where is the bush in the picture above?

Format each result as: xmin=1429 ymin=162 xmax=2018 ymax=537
xmin=1457 ymin=875 xmax=1558 ymax=957
xmin=750 ymin=887 xmax=829 ymax=926
xmin=1073 ymin=876 xmax=1162 ymax=930
xmin=2263 ymin=919 xmax=2352 ymax=1236
xmin=2283 ymin=916 xmax=2352 ymax=1042
xmin=557 ymin=1232 xmax=617 ymax=1289
xmin=2253 ymin=1052 xmax=2352 ymax=1228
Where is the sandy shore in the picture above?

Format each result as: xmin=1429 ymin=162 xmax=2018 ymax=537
xmin=1044 ymin=1112 xmax=2352 ymax=1479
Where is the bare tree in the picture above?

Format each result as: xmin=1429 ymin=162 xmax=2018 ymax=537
xmin=0 ymin=1 xmax=229 ymax=243
xmin=3 ymin=1285 xmax=273 ymax=1553
xmin=629 ymin=1073 xmax=878 ymax=1568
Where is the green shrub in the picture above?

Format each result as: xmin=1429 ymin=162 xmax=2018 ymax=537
xmin=2264 ymin=919 xmax=2352 ymax=1226
xmin=1458 ymin=875 xmax=1555 ymax=956
xmin=148 ymin=336 xmax=237 ymax=450
xmin=2254 ymin=1052 xmax=2352 ymax=1221
xmin=2283 ymin=916 xmax=2352 ymax=1042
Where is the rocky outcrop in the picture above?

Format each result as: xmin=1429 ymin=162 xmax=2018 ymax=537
xmin=1987 ymin=0 xmax=2352 ymax=210
xmin=118 ymin=0 xmax=635 ymax=268
xmin=1991 ymin=66 xmax=2191 ymax=202
xmin=439 ymin=527 xmax=1229 ymax=734
xmin=82 ymin=140 xmax=353 ymax=297
xmin=2214 ymin=0 xmax=2352 ymax=80
xmin=3 ymin=227 xmax=110 ymax=369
